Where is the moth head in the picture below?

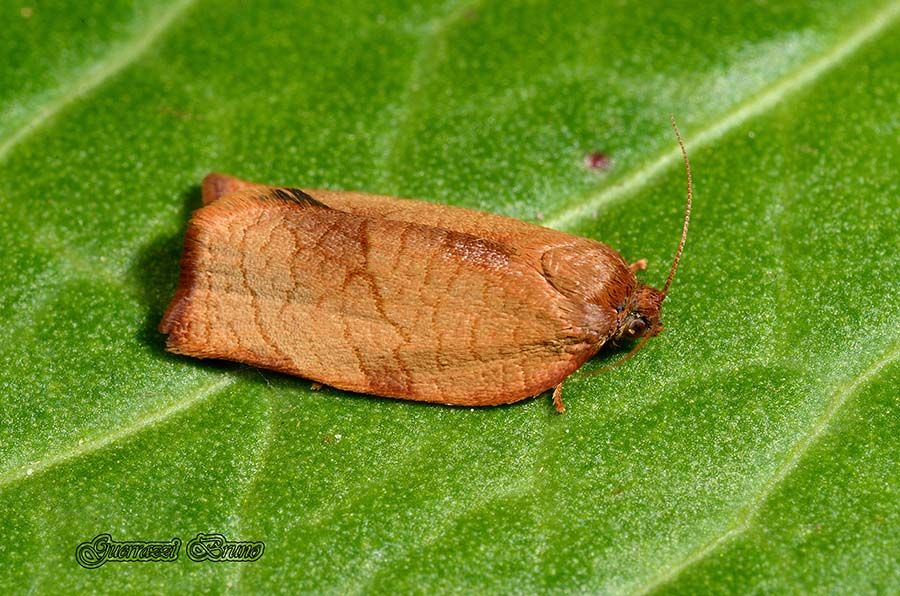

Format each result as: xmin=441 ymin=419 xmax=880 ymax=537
xmin=601 ymin=115 xmax=692 ymax=366
xmin=614 ymin=284 xmax=664 ymax=342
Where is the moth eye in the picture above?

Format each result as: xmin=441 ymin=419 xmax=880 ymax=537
xmin=628 ymin=318 xmax=648 ymax=336
xmin=615 ymin=303 xmax=625 ymax=313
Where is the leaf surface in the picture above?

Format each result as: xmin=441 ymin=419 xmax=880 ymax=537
xmin=1 ymin=1 xmax=898 ymax=592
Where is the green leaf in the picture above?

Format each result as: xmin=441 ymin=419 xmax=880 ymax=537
xmin=1 ymin=0 xmax=898 ymax=592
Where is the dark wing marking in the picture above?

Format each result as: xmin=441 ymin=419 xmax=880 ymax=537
xmin=268 ymin=187 xmax=330 ymax=209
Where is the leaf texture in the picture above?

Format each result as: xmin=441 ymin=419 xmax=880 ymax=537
xmin=1 ymin=0 xmax=898 ymax=592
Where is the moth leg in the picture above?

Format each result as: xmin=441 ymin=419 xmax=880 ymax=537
xmin=629 ymin=258 xmax=648 ymax=272
xmin=309 ymin=382 xmax=323 ymax=391
xmin=552 ymin=383 xmax=566 ymax=413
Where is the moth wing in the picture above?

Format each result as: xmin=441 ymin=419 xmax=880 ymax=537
xmin=200 ymin=173 xmax=594 ymax=263
xmin=201 ymin=172 xmax=259 ymax=205
xmin=163 ymin=187 xmax=606 ymax=405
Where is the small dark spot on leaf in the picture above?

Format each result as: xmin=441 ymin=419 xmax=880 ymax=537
xmin=584 ymin=151 xmax=611 ymax=171
xmin=159 ymin=106 xmax=204 ymax=120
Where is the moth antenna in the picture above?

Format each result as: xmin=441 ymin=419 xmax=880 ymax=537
xmin=662 ymin=115 xmax=692 ymax=298
xmin=580 ymin=335 xmax=652 ymax=379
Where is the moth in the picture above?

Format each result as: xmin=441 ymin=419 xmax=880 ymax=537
xmin=160 ymin=121 xmax=692 ymax=412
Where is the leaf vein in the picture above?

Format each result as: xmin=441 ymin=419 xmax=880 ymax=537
xmin=0 ymin=375 xmax=235 ymax=491
xmin=0 ymin=0 xmax=198 ymax=162
xmin=631 ymin=342 xmax=900 ymax=595
xmin=544 ymin=0 xmax=900 ymax=231
xmin=374 ymin=0 xmax=486 ymax=189
xmin=225 ymin=391 xmax=275 ymax=593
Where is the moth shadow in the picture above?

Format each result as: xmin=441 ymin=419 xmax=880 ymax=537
xmin=133 ymin=184 xmax=201 ymax=355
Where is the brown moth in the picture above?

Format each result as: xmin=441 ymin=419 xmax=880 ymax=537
xmin=160 ymin=120 xmax=692 ymax=412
